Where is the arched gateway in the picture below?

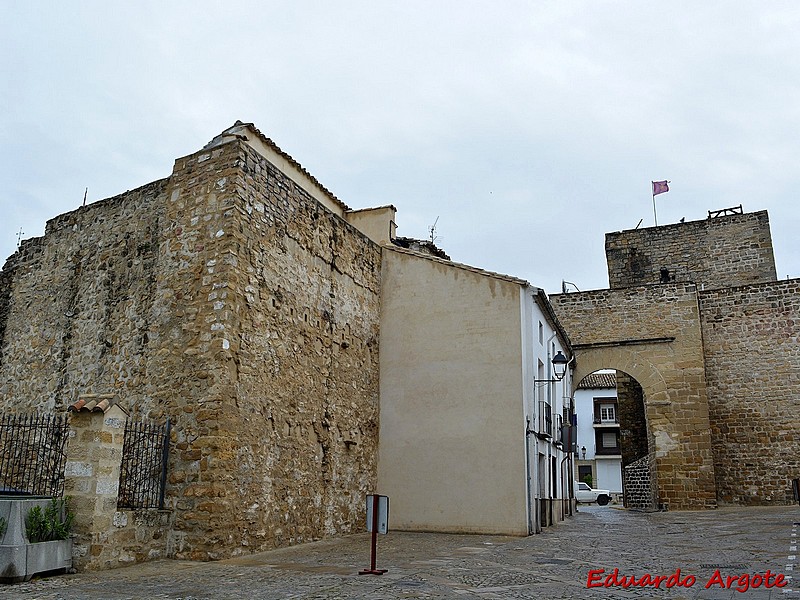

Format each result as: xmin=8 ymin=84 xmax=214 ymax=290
xmin=553 ymin=283 xmax=717 ymax=510
xmin=551 ymin=209 xmax=800 ymax=510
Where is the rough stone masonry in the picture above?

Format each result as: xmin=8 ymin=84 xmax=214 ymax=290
xmin=552 ymin=210 xmax=800 ymax=509
xmin=2 ymin=125 xmax=798 ymax=569
xmin=0 ymin=129 xmax=382 ymax=562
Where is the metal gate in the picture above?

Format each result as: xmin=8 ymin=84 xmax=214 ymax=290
xmin=0 ymin=413 xmax=69 ymax=496
xmin=117 ymin=418 xmax=170 ymax=509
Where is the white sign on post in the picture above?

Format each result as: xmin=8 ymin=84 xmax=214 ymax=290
xmin=366 ymin=494 xmax=389 ymax=534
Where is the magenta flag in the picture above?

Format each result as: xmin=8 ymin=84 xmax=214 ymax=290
xmin=652 ymin=180 xmax=670 ymax=196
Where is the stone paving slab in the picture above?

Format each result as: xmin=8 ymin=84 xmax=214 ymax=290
xmin=2 ymin=505 xmax=798 ymax=599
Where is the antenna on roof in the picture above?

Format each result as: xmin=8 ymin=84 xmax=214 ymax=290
xmin=16 ymin=228 xmax=24 ymax=248
xmin=429 ymin=216 xmax=440 ymax=244
xmin=634 ymin=219 xmax=643 ymax=229
xmin=82 ymin=187 xmax=88 ymax=207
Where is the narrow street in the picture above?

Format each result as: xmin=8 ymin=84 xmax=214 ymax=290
xmin=3 ymin=505 xmax=798 ymax=599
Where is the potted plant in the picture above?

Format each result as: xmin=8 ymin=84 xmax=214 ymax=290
xmin=0 ymin=497 xmax=74 ymax=583
xmin=25 ymin=498 xmax=74 ymax=542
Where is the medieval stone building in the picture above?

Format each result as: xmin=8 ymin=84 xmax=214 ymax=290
xmin=0 ymin=123 xmax=386 ymax=565
xmin=552 ymin=209 xmax=800 ymax=509
xmin=1 ymin=123 xmax=797 ymax=571
xmin=0 ymin=122 xmax=575 ymax=568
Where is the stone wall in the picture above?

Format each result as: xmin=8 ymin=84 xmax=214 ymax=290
xmin=0 ymin=179 xmax=168 ymax=410
xmin=623 ymin=453 xmax=657 ymax=510
xmin=0 ymin=135 xmax=381 ymax=563
xmin=0 ymin=268 xmax=12 ymax=366
xmin=551 ymin=283 xmax=717 ymax=510
xmin=615 ymin=371 xmax=648 ymax=467
xmin=699 ymin=279 xmax=800 ymax=505
xmin=605 ymin=211 xmax=776 ymax=290
xmin=210 ymin=141 xmax=382 ymax=553
xmin=560 ymin=209 xmax=798 ymax=509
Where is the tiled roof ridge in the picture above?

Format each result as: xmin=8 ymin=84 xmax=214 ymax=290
xmin=348 ymin=204 xmax=397 ymax=213
xmin=577 ymin=372 xmax=617 ymax=389
xmin=392 ymin=236 xmax=451 ymax=260
xmin=386 ymin=245 xmax=530 ymax=287
xmin=210 ymin=121 xmax=351 ymax=212
xmin=68 ymin=393 xmax=124 ymax=414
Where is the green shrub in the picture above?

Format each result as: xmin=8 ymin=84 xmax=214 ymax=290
xmin=25 ymin=498 xmax=74 ymax=543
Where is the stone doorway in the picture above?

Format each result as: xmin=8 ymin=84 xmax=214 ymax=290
xmin=574 ymin=369 xmax=656 ymax=508
xmin=568 ymin=342 xmax=716 ymax=510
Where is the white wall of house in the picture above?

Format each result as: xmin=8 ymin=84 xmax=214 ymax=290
xmin=595 ymin=458 xmax=623 ymax=494
xmin=378 ymin=247 xmax=531 ymax=535
xmin=522 ymin=288 xmax=573 ymax=530
xmin=575 ymin=387 xmax=597 ymax=462
xmin=574 ymin=375 xmax=622 ymax=494
xmin=345 ymin=205 xmax=397 ymax=245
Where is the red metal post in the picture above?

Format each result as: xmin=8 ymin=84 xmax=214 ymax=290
xmin=359 ymin=495 xmax=387 ymax=575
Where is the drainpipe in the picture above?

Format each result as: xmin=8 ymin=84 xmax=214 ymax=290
xmin=525 ymin=417 xmax=533 ymax=535
xmin=526 ymin=418 xmax=542 ymax=534
xmin=545 ymin=333 xmax=556 ymax=527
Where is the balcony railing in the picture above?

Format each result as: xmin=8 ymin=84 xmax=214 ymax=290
xmin=553 ymin=414 xmax=563 ymax=447
xmin=593 ymin=415 xmax=619 ymax=425
xmin=537 ymin=401 xmax=552 ymax=439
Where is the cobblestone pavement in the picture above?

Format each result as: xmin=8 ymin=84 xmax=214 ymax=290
xmin=3 ymin=505 xmax=799 ymax=600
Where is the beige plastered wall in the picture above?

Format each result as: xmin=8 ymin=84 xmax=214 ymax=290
xmin=345 ymin=206 xmax=397 ymax=246
xmin=377 ymin=248 xmax=528 ymax=535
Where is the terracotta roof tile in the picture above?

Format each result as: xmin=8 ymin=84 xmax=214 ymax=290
xmin=68 ymin=394 xmax=123 ymax=414
xmin=577 ymin=372 xmax=617 ymax=390
xmin=392 ymin=236 xmax=451 ymax=260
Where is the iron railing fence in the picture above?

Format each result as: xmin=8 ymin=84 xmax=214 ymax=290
xmin=0 ymin=413 xmax=69 ymax=496
xmin=592 ymin=415 xmax=620 ymax=425
xmin=117 ymin=418 xmax=170 ymax=510
xmin=537 ymin=401 xmax=552 ymax=439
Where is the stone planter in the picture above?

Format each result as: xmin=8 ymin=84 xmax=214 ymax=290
xmin=0 ymin=496 xmax=73 ymax=583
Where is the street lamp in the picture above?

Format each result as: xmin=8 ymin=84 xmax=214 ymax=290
xmin=581 ymin=446 xmax=586 ymax=460
xmin=552 ymin=351 xmax=568 ymax=381
xmin=534 ymin=350 xmax=571 ymax=384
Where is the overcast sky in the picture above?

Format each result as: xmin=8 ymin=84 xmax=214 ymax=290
xmin=2 ymin=1 xmax=799 ymax=294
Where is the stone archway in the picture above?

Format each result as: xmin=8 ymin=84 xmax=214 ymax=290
xmin=553 ymin=283 xmax=717 ymax=510
xmin=572 ymin=346 xmax=668 ymax=403
xmin=572 ymin=350 xmax=653 ymax=509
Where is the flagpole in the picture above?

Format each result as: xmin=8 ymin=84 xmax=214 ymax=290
xmin=652 ymin=182 xmax=658 ymax=226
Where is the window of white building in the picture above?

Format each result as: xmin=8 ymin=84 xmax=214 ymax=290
xmin=600 ymin=403 xmax=616 ymax=423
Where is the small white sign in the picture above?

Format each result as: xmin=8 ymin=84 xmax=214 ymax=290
xmin=366 ymin=494 xmax=389 ymax=534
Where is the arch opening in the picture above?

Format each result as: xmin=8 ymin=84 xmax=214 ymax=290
xmin=570 ymin=342 xmax=717 ymax=511
xmin=574 ymin=368 xmax=658 ymax=510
